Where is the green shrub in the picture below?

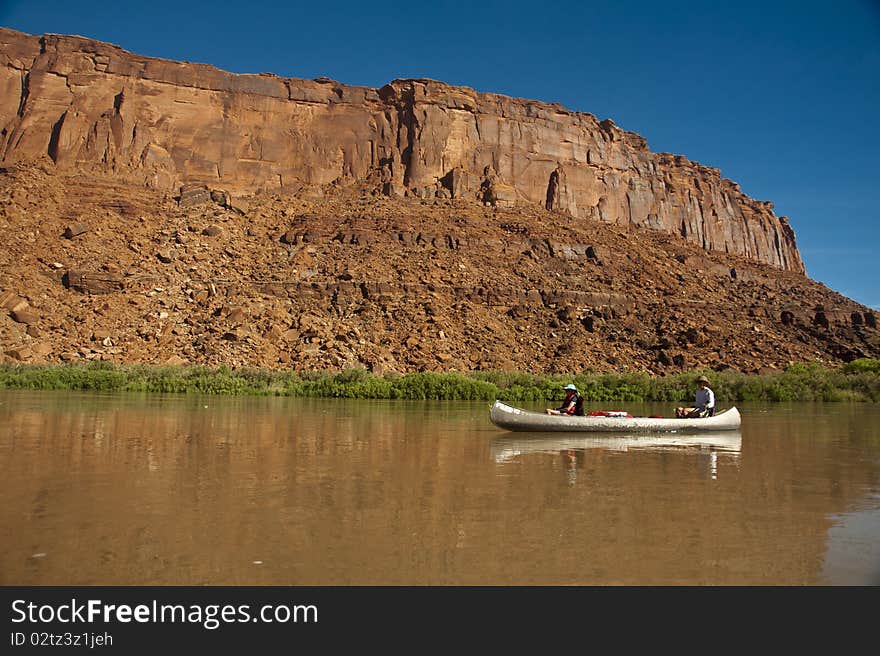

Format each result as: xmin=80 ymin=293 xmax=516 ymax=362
xmin=843 ymin=358 xmax=880 ymax=375
xmin=0 ymin=361 xmax=877 ymax=402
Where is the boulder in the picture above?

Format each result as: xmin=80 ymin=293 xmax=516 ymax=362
xmin=63 ymin=222 xmax=89 ymax=239
xmin=179 ymin=184 xmax=211 ymax=207
xmin=1 ymin=292 xmax=29 ymax=313
xmin=63 ymin=270 xmax=125 ymax=294
xmin=11 ymin=309 xmax=38 ymax=324
xmin=5 ymin=346 xmax=33 ymax=360
xmin=31 ymin=343 xmax=53 ymax=357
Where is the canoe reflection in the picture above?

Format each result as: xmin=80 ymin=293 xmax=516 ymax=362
xmin=491 ymin=431 xmax=742 ymax=485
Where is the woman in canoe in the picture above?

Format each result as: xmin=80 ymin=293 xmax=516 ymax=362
xmin=545 ymin=384 xmax=585 ymax=416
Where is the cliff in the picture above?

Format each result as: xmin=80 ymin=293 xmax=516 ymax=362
xmin=0 ymin=27 xmax=803 ymax=272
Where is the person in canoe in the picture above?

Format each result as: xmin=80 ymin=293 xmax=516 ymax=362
xmin=545 ymin=383 xmax=585 ymax=416
xmin=676 ymin=375 xmax=716 ymax=418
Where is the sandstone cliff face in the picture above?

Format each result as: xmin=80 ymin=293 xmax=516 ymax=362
xmin=0 ymin=28 xmax=803 ymax=272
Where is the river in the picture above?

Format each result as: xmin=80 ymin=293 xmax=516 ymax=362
xmin=1 ymin=391 xmax=878 ymax=585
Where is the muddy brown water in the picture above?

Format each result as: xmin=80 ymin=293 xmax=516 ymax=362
xmin=1 ymin=391 xmax=878 ymax=585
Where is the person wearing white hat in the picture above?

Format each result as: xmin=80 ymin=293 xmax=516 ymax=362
xmin=676 ymin=375 xmax=716 ymax=418
xmin=545 ymin=383 xmax=585 ymax=416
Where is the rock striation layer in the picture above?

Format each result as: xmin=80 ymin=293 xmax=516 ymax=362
xmin=1 ymin=27 xmax=802 ymax=272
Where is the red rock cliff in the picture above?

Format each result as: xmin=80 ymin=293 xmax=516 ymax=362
xmin=0 ymin=27 xmax=804 ymax=272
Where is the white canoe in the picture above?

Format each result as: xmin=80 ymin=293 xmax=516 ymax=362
xmin=489 ymin=400 xmax=741 ymax=433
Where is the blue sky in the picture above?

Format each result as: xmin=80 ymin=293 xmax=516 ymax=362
xmin=2 ymin=0 xmax=878 ymax=308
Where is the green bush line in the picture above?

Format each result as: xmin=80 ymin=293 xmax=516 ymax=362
xmin=0 ymin=359 xmax=878 ymax=402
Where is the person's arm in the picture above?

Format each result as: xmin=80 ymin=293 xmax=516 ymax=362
xmin=547 ymin=402 xmax=563 ymax=414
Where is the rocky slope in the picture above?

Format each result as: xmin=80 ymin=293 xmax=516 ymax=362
xmin=1 ymin=27 xmax=802 ymax=272
xmin=0 ymin=161 xmax=876 ymax=374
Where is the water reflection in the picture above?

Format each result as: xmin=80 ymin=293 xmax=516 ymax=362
xmin=492 ymin=432 xmax=742 ymax=484
xmin=491 ymin=431 xmax=743 ymax=459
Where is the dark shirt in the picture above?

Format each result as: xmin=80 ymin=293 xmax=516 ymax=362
xmin=556 ymin=392 xmax=585 ymax=416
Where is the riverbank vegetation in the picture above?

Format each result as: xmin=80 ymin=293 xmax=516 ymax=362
xmin=1 ymin=359 xmax=878 ymax=402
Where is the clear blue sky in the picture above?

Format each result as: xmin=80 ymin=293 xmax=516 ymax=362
xmin=2 ymin=0 xmax=878 ymax=308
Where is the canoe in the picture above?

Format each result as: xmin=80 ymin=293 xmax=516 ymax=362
xmin=491 ymin=431 xmax=742 ymax=463
xmin=489 ymin=400 xmax=741 ymax=433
